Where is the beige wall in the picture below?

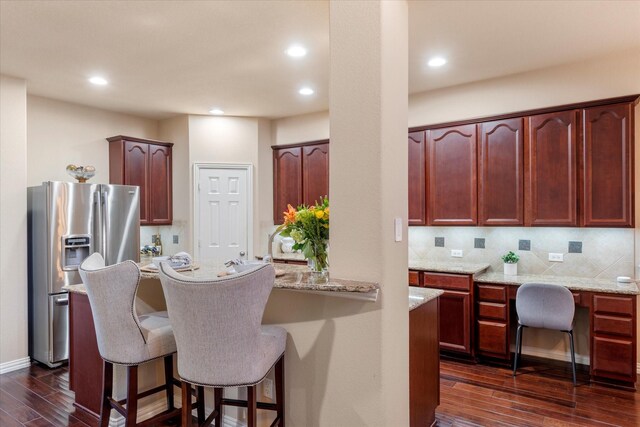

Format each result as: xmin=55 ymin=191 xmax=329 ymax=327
xmin=26 ymin=95 xmax=158 ymax=187
xmin=0 ymin=75 xmax=28 ymax=366
xmin=271 ymin=111 xmax=329 ymax=146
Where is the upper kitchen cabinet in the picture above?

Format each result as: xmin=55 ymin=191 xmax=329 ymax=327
xmin=581 ymin=103 xmax=634 ymax=227
xmin=408 ymin=131 xmax=427 ymax=226
xmin=427 ymin=124 xmax=477 ymax=225
xmin=478 ymin=118 xmax=524 ymax=226
xmin=273 ymin=140 xmax=329 ymax=224
xmin=525 ymin=111 xmax=578 ymax=226
xmin=302 ymin=143 xmax=330 ymax=207
xmin=107 ymin=135 xmax=173 ymax=226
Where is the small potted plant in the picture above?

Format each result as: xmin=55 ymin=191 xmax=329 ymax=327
xmin=501 ymin=251 xmax=519 ymax=276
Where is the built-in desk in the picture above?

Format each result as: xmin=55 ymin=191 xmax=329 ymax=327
xmin=474 ymin=273 xmax=638 ymax=388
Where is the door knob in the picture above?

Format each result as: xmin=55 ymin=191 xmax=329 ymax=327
xmin=240 ymin=251 xmax=246 ymax=257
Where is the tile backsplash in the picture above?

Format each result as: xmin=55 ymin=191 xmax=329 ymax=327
xmin=409 ymin=227 xmax=634 ymax=280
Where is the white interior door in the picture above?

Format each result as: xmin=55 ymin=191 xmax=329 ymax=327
xmin=195 ymin=165 xmax=251 ymax=265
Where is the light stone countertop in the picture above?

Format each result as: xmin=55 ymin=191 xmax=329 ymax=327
xmin=408 ymin=287 xmax=443 ymax=311
xmin=409 ymin=260 xmax=491 ymax=275
xmin=65 ymin=262 xmax=380 ymax=301
xmin=475 ymin=272 xmax=640 ymax=295
xmin=255 ymin=252 xmax=306 ymax=262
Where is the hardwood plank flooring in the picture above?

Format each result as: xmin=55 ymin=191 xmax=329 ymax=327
xmin=2 ymin=359 xmax=639 ymax=426
xmin=437 ymin=358 xmax=640 ymax=427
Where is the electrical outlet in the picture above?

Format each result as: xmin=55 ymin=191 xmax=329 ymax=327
xmin=263 ymin=378 xmax=274 ymax=400
xmin=548 ymin=252 xmax=564 ymax=262
xmin=451 ymin=249 xmax=463 ymax=258
xmin=173 ymin=235 xmax=179 ymax=244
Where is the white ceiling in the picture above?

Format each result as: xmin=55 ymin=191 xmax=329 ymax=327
xmin=1 ymin=1 xmax=639 ymax=120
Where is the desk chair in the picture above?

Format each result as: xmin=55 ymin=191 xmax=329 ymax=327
xmin=79 ymin=253 xmax=186 ymax=426
xmin=513 ymin=282 xmax=577 ymax=385
xmin=159 ymin=263 xmax=286 ymax=427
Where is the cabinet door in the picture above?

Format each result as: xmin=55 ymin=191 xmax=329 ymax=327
xmin=582 ymin=103 xmax=633 ymax=227
xmin=408 ymin=131 xmax=427 ymax=225
xmin=438 ymin=290 xmax=471 ymax=354
xmin=273 ymin=147 xmax=303 ymax=224
xmin=123 ymin=141 xmax=149 ymax=224
xmin=525 ymin=111 xmax=578 ymax=226
xmin=478 ymin=118 xmax=524 ymax=225
xmin=592 ymin=335 xmax=635 ymax=382
xmin=148 ymin=144 xmax=173 ymax=225
xmin=427 ymin=125 xmax=477 ymax=225
xmin=302 ymin=143 xmax=329 ymax=207
xmin=477 ymin=320 xmax=508 ymax=357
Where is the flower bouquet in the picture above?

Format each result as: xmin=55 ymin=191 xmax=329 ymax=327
xmin=276 ymin=197 xmax=329 ymax=281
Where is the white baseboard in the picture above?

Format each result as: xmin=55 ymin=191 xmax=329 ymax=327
xmin=517 ymin=346 xmax=590 ymax=366
xmin=108 ymin=398 xmax=168 ymax=427
xmin=0 ymin=357 xmax=31 ymax=374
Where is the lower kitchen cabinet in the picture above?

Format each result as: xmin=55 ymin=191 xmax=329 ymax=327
xmin=475 ymin=283 xmax=510 ymax=361
xmin=422 ymin=272 xmax=474 ymax=356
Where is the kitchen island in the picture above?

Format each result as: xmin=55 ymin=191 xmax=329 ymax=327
xmin=64 ymin=262 xmax=382 ymax=423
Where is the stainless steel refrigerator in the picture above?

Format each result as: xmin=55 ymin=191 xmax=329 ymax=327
xmin=28 ymin=181 xmax=140 ymax=367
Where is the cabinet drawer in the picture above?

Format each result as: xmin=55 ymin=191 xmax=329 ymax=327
xmin=409 ymin=270 xmax=420 ymax=287
xmin=477 ymin=284 xmax=507 ymax=302
xmin=593 ymin=314 xmax=634 ymax=337
xmin=592 ymin=335 xmax=635 ymax=380
xmin=478 ymin=302 xmax=507 ymax=321
xmin=477 ymin=320 xmax=508 ymax=357
xmin=423 ymin=272 xmax=471 ymax=291
xmin=593 ymin=295 xmax=634 ymax=316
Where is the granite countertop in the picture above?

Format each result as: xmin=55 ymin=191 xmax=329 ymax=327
xmin=408 ymin=286 xmax=443 ymax=311
xmin=475 ymin=272 xmax=640 ymax=295
xmin=65 ymin=261 xmax=380 ymax=300
xmin=256 ymin=253 xmax=306 ymax=262
xmin=409 ymin=260 xmax=491 ymax=275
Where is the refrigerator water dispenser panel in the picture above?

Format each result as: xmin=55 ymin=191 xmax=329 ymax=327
xmin=61 ymin=235 xmax=91 ymax=270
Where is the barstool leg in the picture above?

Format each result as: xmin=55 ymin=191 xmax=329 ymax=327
xmin=214 ymin=388 xmax=223 ymax=427
xmin=513 ymin=324 xmax=523 ymax=377
xmin=196 ymin=386 xmax=205 ymax=424
xmin=568 ymin=330 xmax=577 ymax=386
xmin=275 ymin=356 xmax=285 ymax=427
xmin=126 ymin=365 xmax=139 ymax=426
xmin=181 ymin=382 xmax=192 ymax=427
xmin=247 ymin=385 xmax=257 ymax=427
xmin=100 ymin=361 xmax=113 ymax=427
xmin=164 ymin=355 xmax=175 ymax=410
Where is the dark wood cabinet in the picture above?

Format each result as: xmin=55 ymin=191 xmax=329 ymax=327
xmin=478 ymin=118 xmax=524 ymax=225
xmin=409 ymin=297 xmax=440 ymax=427
xmin=273 ymin=141 xmax=329 ymax=224
xmin=427 ymin=125 xmax=477 ymax=225
xmin=108 ymin=135 xmax=173 ymax=226
xmin=422 ymin=271 xmax=474 ymax=356
xmin=524 ymin=111 xmax=578 ymax=226
xmin=476 ymin=284 xmax=510 ymax=361
xmin=408 ymin=131 xmax=427 ymax=226
xmin=302 ymin=143 xmax=329 ymax=206
xmin=581 ymin=103 xmax=634 ymax=227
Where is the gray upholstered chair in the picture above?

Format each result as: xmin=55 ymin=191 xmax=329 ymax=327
xmin=78 ymin=253 xmax=187 ymax=426
xmin=513 ymin=282 xmax=577 ymax=385
xmin=159 ymin=262 xmax=286 ymax=427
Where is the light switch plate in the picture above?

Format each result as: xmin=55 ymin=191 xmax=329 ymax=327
xmin=451 ymin=249 xmax=463 ymax=258
xmin=394 ymin=217 xmax=402 ymax=242
xmin=549 ymin=252 xmax=564 ymax=262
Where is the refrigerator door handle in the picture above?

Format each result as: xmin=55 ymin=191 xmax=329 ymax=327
xmin=54 ymin=296 xmax=69 ymax=306
xmin=94 ymin=190 xmax=103 ymax=258
xmin=102 ymin=190 xmax=108 ymax=262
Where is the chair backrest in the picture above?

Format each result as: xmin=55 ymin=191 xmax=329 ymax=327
xmin=78 ymin=252 xmax=147 ymax=364
xmin=159 ymin=263 xmax=275 ymax=385
xmin=515 ymin=282 xmax=575 ymax=331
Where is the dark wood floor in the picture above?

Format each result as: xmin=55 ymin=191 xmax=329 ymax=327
xmin=437 ymin=358 xmax=640 ymax=427
xmin=1 ymin=359 xmax=639 ymax=426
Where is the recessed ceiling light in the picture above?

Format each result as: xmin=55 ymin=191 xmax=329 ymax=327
xmin=286 ymin=45 xmax=307 ymax=58
xmin=299 ymin=87 xmax=314 ymax=96
xmin=88 ymin=76 xmax=108 ymax=86
xmin=427 ymin=57 xmax=447 ymax=67
xmin=209 ymin=108 xmax=225 ymax=115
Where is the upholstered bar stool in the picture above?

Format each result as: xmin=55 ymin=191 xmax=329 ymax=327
xmin=79 ymin=253 xmax=196 ymax=426
xmin=159 ymin=263 xmax=286 ymax=427
xmin=513 ymin=282 xmax=577 ymax=385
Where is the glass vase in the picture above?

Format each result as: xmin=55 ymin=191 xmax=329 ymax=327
xmin=306 ymin=239 xmax=329 ymax=284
